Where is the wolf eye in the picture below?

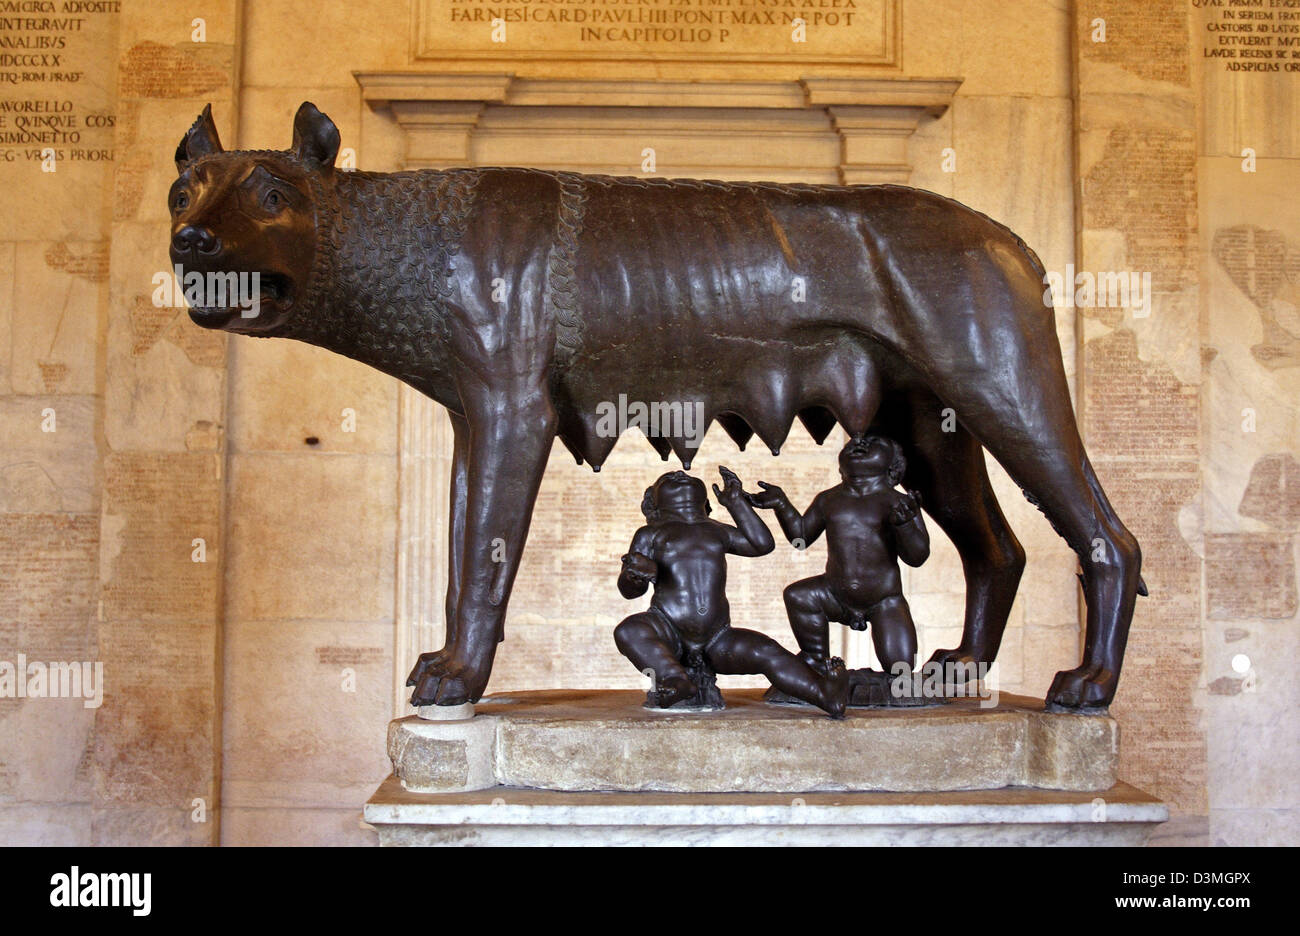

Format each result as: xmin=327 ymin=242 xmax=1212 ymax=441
xmin=173 ymin=192 xmax=189 ymax=211
xmin=262 ymin=189 xmax=283 ymax=211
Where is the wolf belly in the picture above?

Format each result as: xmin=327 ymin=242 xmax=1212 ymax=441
xmin=549 ymin=175 xmax=897 ymax=467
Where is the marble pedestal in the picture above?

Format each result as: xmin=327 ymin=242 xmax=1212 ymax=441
xmin=364 ymin=777 xmax=1168 ymax=846
xmin=365 ymin=689 xmax=1168 ymax=846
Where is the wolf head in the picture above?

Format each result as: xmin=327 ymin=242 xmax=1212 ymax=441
xmin=168 ymin=102 xmax=339 ymax=335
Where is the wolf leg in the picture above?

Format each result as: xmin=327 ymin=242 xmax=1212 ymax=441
xmin=410 ymin=398 xmax=556 ymax=705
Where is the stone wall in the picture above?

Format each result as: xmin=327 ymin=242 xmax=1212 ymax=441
xmin=1191 ymin=0 xmax=1299 ymax=846
xmin=0 ymin=0 xmax=1294 ymax=846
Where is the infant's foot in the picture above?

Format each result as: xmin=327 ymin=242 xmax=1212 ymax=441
xmin=649 ymin=674 xmax=699 ymax=709
xmin=816 ymin=656 xmax=850 ymax=719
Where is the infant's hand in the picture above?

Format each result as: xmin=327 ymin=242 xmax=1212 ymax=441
xmin=890 ymin=489 xmax=923 ymax=525
xmin=622 ymin=552 xmax=657 ymax=583
xmin=713 ymin=465 xmax=747 ymax=506
xmin=748 ymin=480 xmax=787 ymax=509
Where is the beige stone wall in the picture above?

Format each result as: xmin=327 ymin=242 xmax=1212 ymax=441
xmin=0 ymin=0 xmax=117 ymax=841
xmin=1191 ymin=2 xmax=1299 ymax=846
xmin=219 ymin=3 xmax=410 ymax=845
xmin=1073 ymin=0 xmax=1208 ymax=835
xmin=0 ymin=0 xmax=1294 ymax=846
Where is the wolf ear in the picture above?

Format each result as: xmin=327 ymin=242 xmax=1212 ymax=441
xmin=175 ymin=104 xmax=223 ymax=173
xmin=292 ymin=101 xmax=340 ymax=171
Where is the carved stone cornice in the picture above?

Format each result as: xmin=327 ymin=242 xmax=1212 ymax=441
xmin=355 ymin=72 xmax=962 ymax=182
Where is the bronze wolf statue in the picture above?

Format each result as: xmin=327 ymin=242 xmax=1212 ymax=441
xmin=168 ymin=102 xmax=1145 ymax=710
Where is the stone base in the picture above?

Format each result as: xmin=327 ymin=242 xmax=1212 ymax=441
xmin=363 ymin=776 xmax=1168 ymax=846
xmin=386 ymin=688 xmax=1119 ymax=794
xmin=416 ymin=701 xmax=474 ymax=721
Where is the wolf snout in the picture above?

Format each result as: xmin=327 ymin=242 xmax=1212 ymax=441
xmin=171 ymin=225 xmax=221 ymax=257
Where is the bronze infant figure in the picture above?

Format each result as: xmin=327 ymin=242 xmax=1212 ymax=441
xmin=615 ymin=467 xmax=849 ymax=717
xmin=169 ymin=101 xmax=1146 ymax=711
xmin=755 ymin=435 xmax=929 ymax=679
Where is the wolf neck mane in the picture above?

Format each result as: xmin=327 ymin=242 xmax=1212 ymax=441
xmin=279 ymin=167 xmax=481 ymax=396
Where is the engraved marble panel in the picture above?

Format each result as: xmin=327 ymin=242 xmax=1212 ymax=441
xmin=226 ymin=453 xmax=396 ymax=622
xmin=241 ymin=0 xmax=413 ymax=89
xmin=221 ymin=618 xmax=392 ymax=804
xmin=220 ymin=807 xmax=377 ymax=847
xmin=229 ymin=338 xmax=398 ymax=455
xmin=10 ymin=242 xmax=106 ymax=396
xmin=0 ymin=243 xmax=13 ymax=393
xmin=0 ymin=396 xmax=97 ymax=514
xmin=104 ymin=221 xmax=227 ymax=452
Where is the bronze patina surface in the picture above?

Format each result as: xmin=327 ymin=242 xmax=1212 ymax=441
xmin=169 ymin=102 xmax=1145 ymax=711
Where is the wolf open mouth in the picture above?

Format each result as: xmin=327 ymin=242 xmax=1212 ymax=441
xmin=187 ymin=271 xmax=292 ymax=330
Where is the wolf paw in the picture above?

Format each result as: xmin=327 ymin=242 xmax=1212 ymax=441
xmin=409 ymin=650 xmax=491 ymax=706
xmin=1046 ymin=663 xmax=1115 ymax=710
